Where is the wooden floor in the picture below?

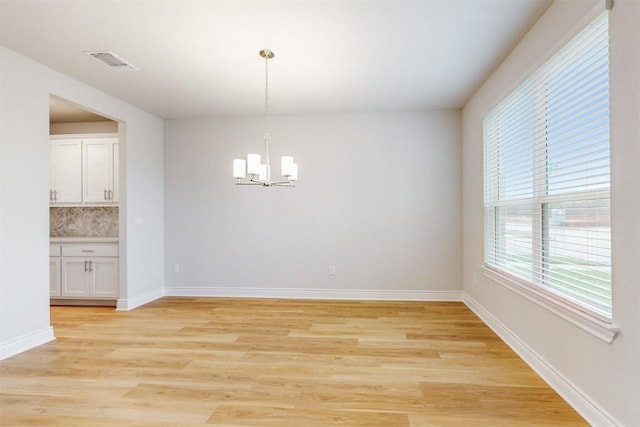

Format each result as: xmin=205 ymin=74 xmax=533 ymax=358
xmin=0 ymin=297 xmax=587 ymax=426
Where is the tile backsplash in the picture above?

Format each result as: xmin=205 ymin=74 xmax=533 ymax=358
xmin=50 ymin=207 xmax=119 ymax=237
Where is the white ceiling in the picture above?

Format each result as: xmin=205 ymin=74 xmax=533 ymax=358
xmin=0 ymin=0 xmax=552 ymax=119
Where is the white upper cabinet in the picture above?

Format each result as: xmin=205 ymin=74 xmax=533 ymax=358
xmin=49 ymin=139 xmax=82 ymax=204
xmin=112 ymin=142 xmax=119 ymax=203
xmin=49 ymin=136 xmax=119 ymax=206
xmin=83 ymin=137 xmax=118 ymax=204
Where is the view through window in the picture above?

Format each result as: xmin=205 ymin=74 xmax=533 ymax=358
xmin=483 ymin=11 xmax=611 ymax=321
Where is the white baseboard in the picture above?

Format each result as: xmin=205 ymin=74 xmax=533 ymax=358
xmin=463 ymin=293 xmax=620 ymax=427
xmin=0 ymin=326 xmax=55 ymax=360
xmin=164 ymin=286 xmax=463 ymax=302
xmin=116 ymin=287 xmax=165 ymax=311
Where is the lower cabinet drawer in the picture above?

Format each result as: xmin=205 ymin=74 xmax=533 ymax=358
xmin=61 ymin=243 xmax=119 ymax=257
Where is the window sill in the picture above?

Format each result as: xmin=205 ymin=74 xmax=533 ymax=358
xmin=481 ymin=265 xmax=619 ymax=343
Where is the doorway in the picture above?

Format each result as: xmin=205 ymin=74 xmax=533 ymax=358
xmin=49 ymin=95 xmax=123 ymax=308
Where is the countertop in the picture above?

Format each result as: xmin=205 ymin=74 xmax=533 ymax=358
xmin=50 ymin=237 xmax=119 ymax=243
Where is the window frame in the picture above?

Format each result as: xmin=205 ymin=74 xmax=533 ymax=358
xmin=482 ymin=10 xmax=618 ymax=342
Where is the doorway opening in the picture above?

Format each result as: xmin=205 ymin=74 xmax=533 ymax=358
xmin=48 ymin=95 xmax=123 ymax=309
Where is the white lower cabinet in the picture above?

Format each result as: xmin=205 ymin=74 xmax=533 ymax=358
xmin=50 ymin=243 xmax=61 ymax=297
xmin=50 ymin=257 xmax=61 ymax=297
xmin=61 ymin=257 xmax=119 ymax=298
xmin=92 ymin=257 xmax=119 ymax=298
xmin=51 ymin=242 xmax=119 ymax=300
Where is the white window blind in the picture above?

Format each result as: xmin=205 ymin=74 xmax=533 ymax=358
xmin=483 ymin=11 xmax=611 ymax=321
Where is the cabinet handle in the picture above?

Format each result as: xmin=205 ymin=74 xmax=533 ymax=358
xmin=81 ymin=249 xmax=94 ymax=253
xmin=54 ymin=190 xmax=58 ymax=201
xmin=104 ymin=189 xmax=107 ymax=201
xmin=89 ymin=261 xmax=94 ymax=272
xmin=84 ymin=260 xmax=88 ymax=272
xmin=49 ymin=190 xmax=53 ymax=201
xmin=109 ymin=189 xmax=113 ymax=200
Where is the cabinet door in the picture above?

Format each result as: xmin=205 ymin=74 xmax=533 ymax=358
xmin=50 ymin=257 xmax=61 ymax=297
xmin=49 ymin=143 xmax=55 ymax=202
xmin=83 ymin=139 xmax=113 ymax=203
xmin=91 ymin=258 xmax=119 ymax=298
xmin=61 ymin=257 xmax=91 ymax=297
xmin=50 ymin=139 xmax=82 ymax=204
xmin=112 ymin=142 xmax=119 ymax=202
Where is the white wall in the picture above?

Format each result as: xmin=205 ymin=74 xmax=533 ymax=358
xmin=165 ymin=111 xmax=462 ymax=299
xmin=0 ymin=46 xmax=165 ymax=358
xmin=50 ymin=121 xmax=118 ymax=135
xmin=462 ymin=1 xmax=640 ymax=425
xmin=0 ymin=47 xmax=52 ymax=357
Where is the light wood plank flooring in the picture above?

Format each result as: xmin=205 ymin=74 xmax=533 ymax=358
xmin=0 ymin=297 xmax=587 ymax=426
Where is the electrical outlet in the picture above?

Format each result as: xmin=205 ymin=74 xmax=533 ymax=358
xmin=173 ymin=264 xmax=180 ymax=274
xmin=328 ymin=265 xmax=336 ymax=275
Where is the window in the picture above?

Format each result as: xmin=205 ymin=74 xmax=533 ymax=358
xmin=483 ymin=12 xmax=611 ymax=321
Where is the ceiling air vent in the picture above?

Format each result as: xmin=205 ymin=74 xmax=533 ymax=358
xmin=85 ymin=51 xmax=138 ymax=71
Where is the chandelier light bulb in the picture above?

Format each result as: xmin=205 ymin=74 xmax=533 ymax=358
xmin=233 ymin=159 xmax=246 ymax=178
xmin=281 ymin=156 xmax=294 ymax=177
xmin=259 ymin=164 xmax=269 ymax=181
xmin=246 ymin=154 xmax=261 ymax=175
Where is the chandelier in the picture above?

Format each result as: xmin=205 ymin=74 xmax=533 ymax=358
xmin=233 ymin=49 xmax=298 ymax=186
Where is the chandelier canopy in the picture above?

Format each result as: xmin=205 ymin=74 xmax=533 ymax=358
xmin=232 ymin=49 xmax=298 ymax=186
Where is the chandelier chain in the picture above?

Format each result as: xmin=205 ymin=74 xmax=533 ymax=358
xmin=264 ymin=51 xmax=270 ymax=180
xmin=264 ymin=52 xmax=269 ymax=139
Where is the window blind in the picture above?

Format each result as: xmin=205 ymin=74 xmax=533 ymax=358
xmin=483 ymin=11 xmax=611 ymax=321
